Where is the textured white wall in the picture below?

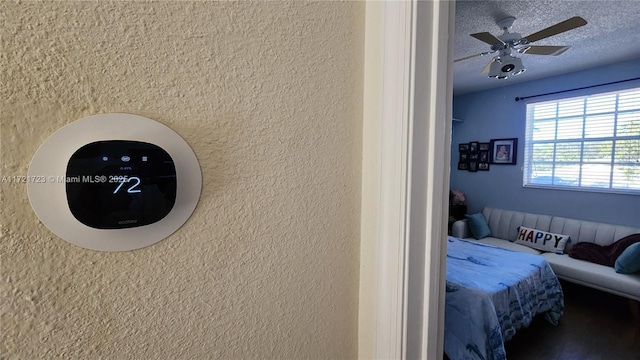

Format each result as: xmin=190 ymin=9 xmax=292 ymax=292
xmin=0 ymin=1 xmax=364 ymax=359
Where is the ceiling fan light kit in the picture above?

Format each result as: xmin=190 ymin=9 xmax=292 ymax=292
xmin=488 ymin=55 xmax=526 ymax=79
xmin=456 ymin=16 xmax=588 ymax=81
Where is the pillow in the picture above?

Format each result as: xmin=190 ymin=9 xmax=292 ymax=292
xmin=515 ymin=226 xmax=570 ymax=254
xmin=615 ymin=242 xmax=640 ymax=274
xmin=465 ymin=213 xmax=491 ymax=240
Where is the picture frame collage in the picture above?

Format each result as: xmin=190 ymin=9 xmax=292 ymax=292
xmin=458 ymin=142 xmax=490 ymax=172
xmin=458 ymin=138 xmax=517 ymax=172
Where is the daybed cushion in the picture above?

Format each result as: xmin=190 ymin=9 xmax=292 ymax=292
xmin=543 ymin=252 xmax=640 ymax=301
xmin=478 ymin=237 xmax=543 ymax=255
xmin=615 ymin=243 xmax=640 ymax=274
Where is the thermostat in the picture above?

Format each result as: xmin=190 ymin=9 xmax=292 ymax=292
xmin=27 ymin=113 xmax=202 ymax=251
xmin=66 ymin=140 xmax=177 ymax=229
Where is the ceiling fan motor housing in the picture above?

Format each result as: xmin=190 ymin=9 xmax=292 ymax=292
xmin=496 ymin=16 xmax=516 ymax=31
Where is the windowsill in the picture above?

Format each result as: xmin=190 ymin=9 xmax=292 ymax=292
xmin=523 ymin=183 xmax=640 ymax=196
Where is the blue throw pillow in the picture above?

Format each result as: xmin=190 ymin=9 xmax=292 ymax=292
xmin=465 ymin=213 xmax=491 ymax=240
xmin=615 ymin=242 xmax=640 ymax=274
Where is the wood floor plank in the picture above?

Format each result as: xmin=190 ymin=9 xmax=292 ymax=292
xmin=444 ymin=280 xmax=640 ymax=359
xmin=504 ymin=280 xmax=640 ymax=360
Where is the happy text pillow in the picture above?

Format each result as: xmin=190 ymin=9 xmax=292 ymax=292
xmin=515 ymin=226 xmax=570 ymax=254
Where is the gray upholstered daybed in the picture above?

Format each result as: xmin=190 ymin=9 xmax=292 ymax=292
xmin=451 ymin=207 xmax=640 ymax=316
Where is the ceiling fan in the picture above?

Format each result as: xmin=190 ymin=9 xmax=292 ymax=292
xmin=456 ymin=16 xmax=588 ymax=79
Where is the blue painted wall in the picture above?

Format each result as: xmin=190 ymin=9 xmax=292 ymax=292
xmin=451 ymin=58 xmax=640 ymax=227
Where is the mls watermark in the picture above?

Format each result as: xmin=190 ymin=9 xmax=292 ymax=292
xmin=1 ymin=175 xmax=109 ymax=184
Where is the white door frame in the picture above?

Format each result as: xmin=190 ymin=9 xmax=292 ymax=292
xmin=373 ymin=1 xmax=454 ymax=359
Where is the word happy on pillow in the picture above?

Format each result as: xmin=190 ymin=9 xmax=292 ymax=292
xmin=515 ymin=226 xmax=570 ymax=254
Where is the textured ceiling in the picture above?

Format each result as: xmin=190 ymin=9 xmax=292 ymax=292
xmin=453 ymin=0 xmax=640 ymax=95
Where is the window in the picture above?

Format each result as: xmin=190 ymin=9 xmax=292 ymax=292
xmin=523 ymin=87 xmax=640 ymax=194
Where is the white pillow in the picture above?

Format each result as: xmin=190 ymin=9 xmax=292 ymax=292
xmin=515 ymin=226 xmax=570 ymax=254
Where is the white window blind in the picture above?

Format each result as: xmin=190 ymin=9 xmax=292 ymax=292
xmin=523 ymin=87 xmax=640 ymax=194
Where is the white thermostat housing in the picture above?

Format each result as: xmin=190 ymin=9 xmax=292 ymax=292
xmin=27 ymin=113 xmax=202 ymax=251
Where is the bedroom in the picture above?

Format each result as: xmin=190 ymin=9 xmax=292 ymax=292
xmin=447 ymin=1 xmax=640 ymax=359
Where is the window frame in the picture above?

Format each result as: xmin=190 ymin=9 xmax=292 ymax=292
xmin=523 ymin=86 xmax=640 ymax=195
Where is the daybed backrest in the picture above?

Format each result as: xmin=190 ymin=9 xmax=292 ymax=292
xmin=482 ymin=207 xmax=640 ymax=251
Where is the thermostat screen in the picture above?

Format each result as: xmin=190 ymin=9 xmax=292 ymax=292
xmin=66 ymin=140 xmax=177 ymax=229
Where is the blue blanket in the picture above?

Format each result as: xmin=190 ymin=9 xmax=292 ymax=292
xmin=445 ymin=237 xmax=564 ymax=360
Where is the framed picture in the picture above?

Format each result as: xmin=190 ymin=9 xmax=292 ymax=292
xmin=459 ymin=143 xmax=469 ymax=151
xmin=460 ymin=151 xmax=469 ymax=162
xmin=458 ymin=162 xmax=468 ymax=170
xmin=469 ymin=141 xmax=479 ymax=153
xmin=468 ymin=161 xmax=478 ymax=172
xmin=479 ymin=142 xmax=490 ymax=151
xmin=479 ymin=151 xmax=489 ymax=162
xmin=478 ymin=162 xmax=490 ymax=171
xmin=490 ymin=138 xmax=518 ymax=165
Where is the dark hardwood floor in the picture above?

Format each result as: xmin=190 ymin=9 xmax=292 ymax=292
xmin=504 ymin=280 xmax=640 ymax=360
xmin=444 ymin=280 xmax=640 ymax=360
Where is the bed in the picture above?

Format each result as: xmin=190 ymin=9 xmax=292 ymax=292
xmin=445 ymin=237 xmax=564 ymax=360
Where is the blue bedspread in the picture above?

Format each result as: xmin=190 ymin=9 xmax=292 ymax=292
xmin=445 ymin=237 xmax=564 ymax=360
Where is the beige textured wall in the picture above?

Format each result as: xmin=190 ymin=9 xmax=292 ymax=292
xmin=0 ymin=1 xmax=364 ymax=359
xmin=358 ymin=2 xmax=382 ymax=358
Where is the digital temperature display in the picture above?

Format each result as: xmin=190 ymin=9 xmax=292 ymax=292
xmin=66 ymin=140 xmax=177 ymax=229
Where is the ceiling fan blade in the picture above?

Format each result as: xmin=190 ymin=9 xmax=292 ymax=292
xmin=454 ymin=52 xmax=491 ymax=62
xmin=521 ymin=45 xmax=571 ymax=56
xmin=524 ymin=16 xmax=587 ymax=43
xmin=481 ymin=58 xmax=495 ymax=74
xmin=470 ymin=32 xmax=505 ymax=46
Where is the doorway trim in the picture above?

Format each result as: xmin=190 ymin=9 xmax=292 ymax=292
xmin=373 ymin=1 xmax=454 ymax=358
